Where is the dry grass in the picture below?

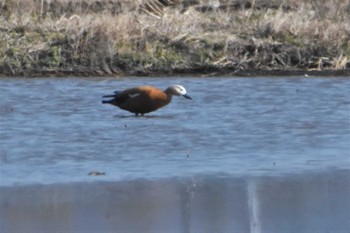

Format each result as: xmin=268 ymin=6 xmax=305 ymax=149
xmin=0 ymin=0 xmax=349 ymax=76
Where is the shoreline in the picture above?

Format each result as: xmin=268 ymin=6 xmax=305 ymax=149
xmin=1 ymin=67 xmax=349 ymax=78
xmin=1 ymin=0 xmax=349 ymax=78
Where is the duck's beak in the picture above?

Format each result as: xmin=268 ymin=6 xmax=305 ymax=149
xmin=183 ymin=94 xmax=192 ymax=100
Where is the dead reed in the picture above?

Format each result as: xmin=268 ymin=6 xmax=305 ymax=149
xmin=0 ymin=0 xmax=349 ymax=76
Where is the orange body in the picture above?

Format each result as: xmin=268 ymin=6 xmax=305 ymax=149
xmin=102 ymin=85 xmax=191 ymax=116
xmin=103 ymin=86 xmax=171 ymax=115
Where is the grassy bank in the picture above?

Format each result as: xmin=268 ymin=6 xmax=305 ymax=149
xmin=0 ymin=0 xmax=349 ymax=77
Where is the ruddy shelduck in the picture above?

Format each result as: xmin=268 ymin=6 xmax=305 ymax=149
xmin=102 ymin=85 xmax=191 ymax=116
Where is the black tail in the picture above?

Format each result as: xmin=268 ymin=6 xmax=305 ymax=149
xmin=102 ymin=95 xmax=115 ymax=104
xmin=102 ymin=91 xmax=120 ymax=104
xmin=102 ymin=99 xmax=112 ymax=104
xmin=103 ymin=94 xmax=117 ymax=98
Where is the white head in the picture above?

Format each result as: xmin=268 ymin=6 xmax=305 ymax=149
xmin=166 ymin=85 xmax=192 ymax=99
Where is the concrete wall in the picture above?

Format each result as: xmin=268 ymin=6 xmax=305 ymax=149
xmin=1 ymin=170 xmax=349 ymax=233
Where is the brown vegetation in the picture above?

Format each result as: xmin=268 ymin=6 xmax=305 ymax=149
xmin=0 ymin=0 xmax=349 ymax=77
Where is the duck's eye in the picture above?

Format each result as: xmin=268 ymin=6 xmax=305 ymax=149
xmin=177 ymin=87 xmax=184 ymax=92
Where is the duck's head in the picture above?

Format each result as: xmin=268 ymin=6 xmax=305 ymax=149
xmin=166 ymin=85 xmax=192 ymax=99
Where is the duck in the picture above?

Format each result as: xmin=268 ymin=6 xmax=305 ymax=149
xmin=102 ymin=85 xmax=191 ymax=116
